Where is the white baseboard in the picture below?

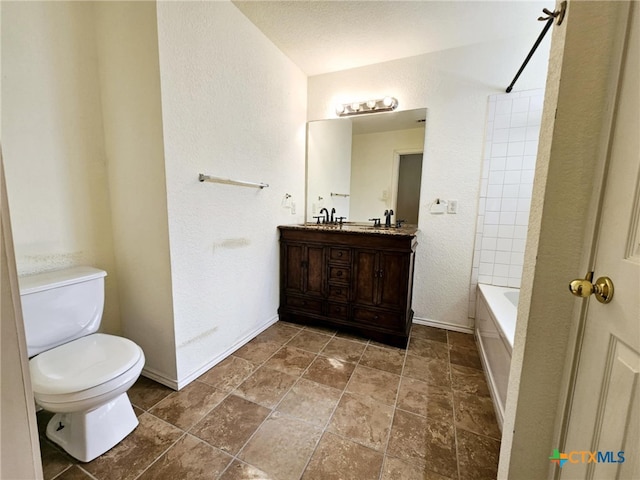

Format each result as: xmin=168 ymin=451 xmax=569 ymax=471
xmin=412 ymin=316 xmax=474 ymax=334
xmin=141 ymin=366 xmax=179 ymax=390
xmin=170 ymin=315 xmax=280 ymax=390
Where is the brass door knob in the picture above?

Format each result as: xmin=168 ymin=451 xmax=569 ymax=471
xmin=569 ymin=272 xmax=614 ymax=304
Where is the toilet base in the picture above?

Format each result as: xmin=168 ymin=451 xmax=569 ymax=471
xmin=46 ymin=392 xmax=138 ymax=462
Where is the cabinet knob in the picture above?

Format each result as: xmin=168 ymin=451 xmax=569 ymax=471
xmin=374 ymin=315 xmax=379 ymax=320
xmin=338 ymin=251 xmax=343 ymax=257
xmin=337 ymin=270 xmax=343 ymax=277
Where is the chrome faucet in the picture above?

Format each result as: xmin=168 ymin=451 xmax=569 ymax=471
xmin=384 ymin=209 xmax=394 ymax=228
xmin=319 ymin=207 xmax=330 ymax=224
xmin=330 ymin=208 xmax=336 ymax=223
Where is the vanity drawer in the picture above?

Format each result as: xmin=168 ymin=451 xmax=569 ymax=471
xmin=352 ymin=307 xmax=402 ymax=331
xmin=327 ymin=284 xmax=348 ymax=302
xmin=326 ymin=302 xmax=349 ymax=320
xmin=286 ymin=296 xmax=323 ymax=315
xmin=328 ymin=265 xmax=351 ymax=283
xmin=329 ymin=248 xmax=351 ymax=263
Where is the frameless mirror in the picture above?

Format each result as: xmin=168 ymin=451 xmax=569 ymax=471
xmin=306 ymin=108 xmax=426 ymax=224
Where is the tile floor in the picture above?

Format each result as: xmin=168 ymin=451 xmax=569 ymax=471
xmin=38 ymin=322 xmax=501 ymax=480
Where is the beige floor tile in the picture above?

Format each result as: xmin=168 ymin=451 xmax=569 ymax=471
xmin=359 ymin=344 xmax=406 ymax=375
xmin=457 ymin=429 xmax=500 ymax=480
xmin=127 ymin=376 xmax=174 ymax=410
xmin=233 ymin=339 xmax=281 ymax=364
xmin=320 ymin=337 xmax=367 ymax=363
xmin=397 ymin=376 xmax=454 ymax=421
xmin=450 ymin=364 xmax=490 ymax=396
xmin=285 ymin=329 xmax=332 ymax=353
xmin=190 ymin=394 xmax=270 ymax=455
xmin=276 ymin=378 xmax=342 ymax=427
xmin=82 ymin=413 xmax=183 ymax=480
xmin=411 ymin=324 xmax=448 ymax=343
xmin=408 ymin=336 xmax=450 ymax=360
xmin=219 ymin=460 xmax=276 ymax=480
xmin=447 ymin=331 xmax=476 ymax=349
xmin=54 ymin=466 xmax=94 ymax=480
xmin=387 ymin=409 xmax=458 ymax=478
xmin=198 ymin=355 xmax=256 ymax=392
xmin=328 ymin=393 xmax=393 ymax=452
xmin=137 ymin=434 xmax=232 ymax=480
xmin=239 ymin=412 xmax=322 ymax=480
xmin=454 ymin=390 xmax=501 ymax=440
xmin=303 ymin=355 xmax=355 ymax=390
xmin=263 ymin=345 xmax=316 ymax=377
xmin=403 ymin=354 xmax=451 ymax=388
xmin=382 ymin=456 xmax=454 ymax=480
xmin=257 ymin=323 xmax=300 ymax=344
xmin=449 ymin=343 xmax=483 ymax=370
xmin=234 ymin=366 xmax=297 ymax=408
xmin=39 ymin=439 xmax=73 ymax=480
xmin=346 ymin=364 xmax=400 ymax=405
xmin=149 ymin=381 xmax=227 ymax=430
xmin=302 ymin=432 xmax=383 ymax=480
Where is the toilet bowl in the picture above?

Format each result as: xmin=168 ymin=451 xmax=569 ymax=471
xmin=20 ymin=267 xmax=145 ymax=462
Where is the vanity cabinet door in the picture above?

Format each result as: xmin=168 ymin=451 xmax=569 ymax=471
xmin=282 ymin=242 xmax=324 ymax=298
xmin=353 ymin=249 xmax=408 ymax=309
xmin=352 ymin=249 xmax=378 ymax=306
xmin=377 ymin=251 xmax=409 ymax=310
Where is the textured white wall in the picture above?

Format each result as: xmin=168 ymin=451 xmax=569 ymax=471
xmin=306 ymin=119 xmax=352 ymax=221
xmin=1 ymin=2 xmax=122 ymax=334
xmin=350 ymin=128 xmax=425 ymax=222
xmin=308 ymin=36 xmax=550 ymax=330
xmin=156 ymin=1 xmax=307 ymax=383
xmin=94 ymin=2 xmax=178 ymax=383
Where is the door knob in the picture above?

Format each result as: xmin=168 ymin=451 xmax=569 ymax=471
xmin=569 ymin=272 xmax=614 ymax=304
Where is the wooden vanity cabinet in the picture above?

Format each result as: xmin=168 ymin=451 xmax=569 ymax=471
xmin=278 ymin=226 xmax=417 ymax=348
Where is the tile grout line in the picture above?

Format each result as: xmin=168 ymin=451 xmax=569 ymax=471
xmin=214 ymin=325 xmax=342 ymax=479
xmin=449 ymin=330 xmax=462 ymax=480
xmin=377 ymin=333 xmax=411 ymax=480
xmin=295 ymin=336 xmax=371 ymax=479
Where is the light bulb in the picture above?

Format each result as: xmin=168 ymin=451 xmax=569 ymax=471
xmin=366 ymin=99 xmax=377 ymax=109
xmin=382 ymin=96 xmax=394 ymax=107
xmin=351 ymin=102 xmax=361 ymax=111
xmin=335 ymin=104 xmax=345 ymax=115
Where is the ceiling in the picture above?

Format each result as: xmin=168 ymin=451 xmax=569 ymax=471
xmin=232 ymin=1 xmax=551 ymax=76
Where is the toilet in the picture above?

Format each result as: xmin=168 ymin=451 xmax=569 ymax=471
xmin=20 ymin=266 xmax=145 ymax=462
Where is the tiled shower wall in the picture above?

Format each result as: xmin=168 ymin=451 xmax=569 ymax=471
xmin=468 ymin=89 xmax=545 ymax=319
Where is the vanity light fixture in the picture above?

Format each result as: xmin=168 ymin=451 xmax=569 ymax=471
xmin=335 ymin=96 xmax=398 ymax=117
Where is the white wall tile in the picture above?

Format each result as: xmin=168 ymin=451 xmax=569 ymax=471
xmin=507 ymin=141 xmax=525 ymax=156
xmin=486 ymin=198 xmax=502 ymax=211
xmin=498 ymin=225 xmax=515 ymax=238
xmin=512 ymin=97 xmax=530 ymax=113
xmin=504 ymin=170 xmax=521 ymax=184
xmin=506 ymin=156 xmax=523 ymax=171
xmin=503 ymin=184 xmax=520 ymax=198
xmin=495 ymin=251 xmax=511 ymax=264
xmin=469 ymin=89 xmax=544 ymax=318
xmin=501 ymin=198 xmax=518 ymax=212
xmin=479 ymin=262 xmax=494 ymax=276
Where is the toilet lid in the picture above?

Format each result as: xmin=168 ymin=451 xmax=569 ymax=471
xmin=30 ymin=333 xmax=143 ymax=395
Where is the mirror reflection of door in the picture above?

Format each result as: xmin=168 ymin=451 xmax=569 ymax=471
xmin=396 ymin=153 xmax=423 ymax=224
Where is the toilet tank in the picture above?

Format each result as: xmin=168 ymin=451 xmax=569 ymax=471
xmin=19 ymin=266 xmax=107 ymax=357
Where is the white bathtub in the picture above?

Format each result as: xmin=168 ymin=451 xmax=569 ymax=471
xmin=475 ymin=283 xmax=519 ymax=431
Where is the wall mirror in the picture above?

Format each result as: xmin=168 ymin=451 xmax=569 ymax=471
xmin=306 ymin=108 xmax=427 ymax=224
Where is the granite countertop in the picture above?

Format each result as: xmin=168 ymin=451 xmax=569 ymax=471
xmin=278 ymin=222 xmax=418 ymax=237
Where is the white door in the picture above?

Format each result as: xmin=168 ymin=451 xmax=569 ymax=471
xmin=560 ymin=3 xmax=639 ymax=479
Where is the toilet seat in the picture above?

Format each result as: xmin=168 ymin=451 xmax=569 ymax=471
xmin=30 ymin=333 xmax=144 ymax=408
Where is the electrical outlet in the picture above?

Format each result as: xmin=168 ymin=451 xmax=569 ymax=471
xmin=447 ymin=200 xmax=458 ymax=214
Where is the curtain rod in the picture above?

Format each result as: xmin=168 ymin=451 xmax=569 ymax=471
xmin=506 ymin=2 xmax=567 ymax=93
